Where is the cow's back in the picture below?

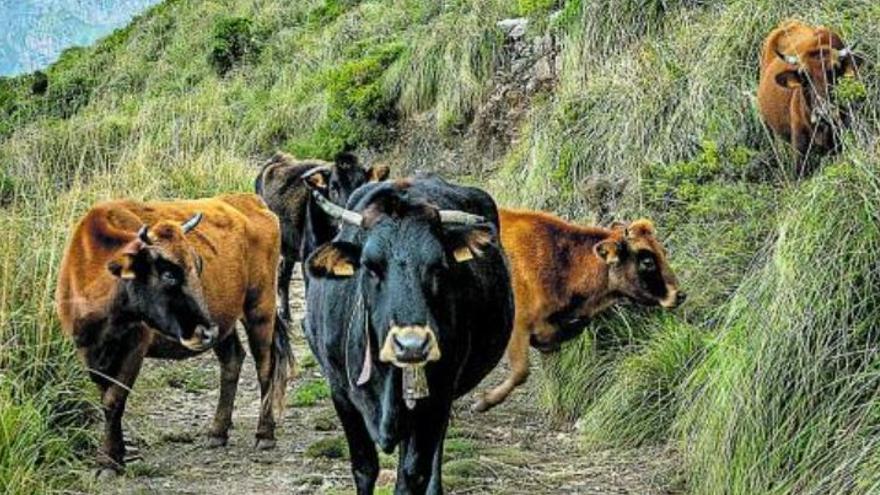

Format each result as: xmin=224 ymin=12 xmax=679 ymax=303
xmin=256 ymin=153 xmax=322 ymax=252
xmin=56 ymin=194 xmax=280 ymax=337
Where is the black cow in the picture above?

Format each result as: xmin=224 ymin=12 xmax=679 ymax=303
xmin=255 ymin=152 xmax=390 ymax=322
xmin=304 ymin=176 xmax=514 ymax=494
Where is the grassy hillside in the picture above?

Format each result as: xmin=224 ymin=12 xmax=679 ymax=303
xmin=1 ymin=0 xmax=879 ymax=493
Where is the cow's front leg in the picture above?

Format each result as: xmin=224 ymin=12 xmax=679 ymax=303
xmin=474 ymin=316 xmax=530 ymax=412
xmin=89 ymin=328 xmax=149 ymax=476
xmin=396 ymin=404 xmax=451 ymax=495
xmin=208 ymin=330 xmax=244 ymax=447
xmin=331 ymin=394 xmax=379 ymax=495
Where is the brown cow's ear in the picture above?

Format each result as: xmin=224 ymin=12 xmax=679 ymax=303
xmin=107 ymin=241 xmax=148 ymax=279
xmin=775 ymin=70 xmax=803 ymax=88
xmin=842 ymin=52 xmax=866 ymax=78
xmin=626 ymin=219 xmax=656 ymax=238
xmin=307 ymin=241 xmax=361 ymax=278
xmin=608 ymin=221 xmax=627 ymax=232
xmin=367 ymin=164 xmax=390 ymax=182
xmin=108 ymin=256 xmax=136 ymax=279
xmin=594 ymin=239 xmax=621 ymax=265
xmin=444 ymin=223 xmax=494 ymax=263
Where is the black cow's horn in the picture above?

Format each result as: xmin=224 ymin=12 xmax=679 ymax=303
xmin=137 ymin=225 xmax=152 ymax=245
xmin=438 ymin=210 xmax=485 ymax=225
xmin=302 ymin=165 xmax=331 ymax=182
xmin=311 ymin=190 xmax=364 ymax=226
xmin=775 ymin=48 xmax=799 ymax=65
xmin=181 ymin=212 xmax=203 ymax=234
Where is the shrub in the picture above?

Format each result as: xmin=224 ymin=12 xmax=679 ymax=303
xmin=209 ymin=17 xmax=261 ymax=76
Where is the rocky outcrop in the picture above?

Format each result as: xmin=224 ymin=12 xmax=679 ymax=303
xmin=469 ymin=16 xmax=561 ymax=159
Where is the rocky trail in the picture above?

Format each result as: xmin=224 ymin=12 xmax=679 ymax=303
xmin=97 ymin=274 xmax=681 ymax=494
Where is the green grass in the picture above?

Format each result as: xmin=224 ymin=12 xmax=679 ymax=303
xmin=290 ymin=379 xmax=331 ymax=407
xmin=305 ymin=436 xmax=349 ymax=459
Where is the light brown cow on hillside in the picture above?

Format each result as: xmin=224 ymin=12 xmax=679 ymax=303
xmin=474 ymin=208 xmax=684 ymax=412
xmin=56 ymin=194 xmax=290 ymax=476
xmin=758 ymin=20 xmax=863 ymax=173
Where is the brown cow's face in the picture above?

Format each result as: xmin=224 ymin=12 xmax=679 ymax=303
xmin=595 ymin=220 xmax=685 ymax=309
xmin=774 ymin=29 xmax=862 ymax=124
xmin=107 ymin=215 xmax=217 ymax=351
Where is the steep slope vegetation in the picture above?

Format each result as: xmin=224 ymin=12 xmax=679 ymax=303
xmin=1 ymin=0 xmax=879 ymax=493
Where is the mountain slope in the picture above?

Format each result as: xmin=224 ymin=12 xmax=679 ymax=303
xmin=1 ymin=0 xmax=880 ymax=494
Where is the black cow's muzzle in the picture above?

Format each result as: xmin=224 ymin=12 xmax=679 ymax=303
xmin=379 ymin=325 xmax=441 ymax=367
xmin=379 ymin=325 xmax=440 ymax=410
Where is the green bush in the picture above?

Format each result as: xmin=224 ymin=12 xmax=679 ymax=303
xmin=578 ymin=317 xmax=705 ymax=448
xmin=209 ymin=17 xmax=261 ymax=76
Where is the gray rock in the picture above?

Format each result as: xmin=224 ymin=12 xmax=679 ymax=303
xmin=496 ymin=17 xmax=528 ymax=39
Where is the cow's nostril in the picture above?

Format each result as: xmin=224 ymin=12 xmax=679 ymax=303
xmin=393 ymin=333 xmax=430 ymax=362
xmin=677 ymin=291 xmax=687 ymax=304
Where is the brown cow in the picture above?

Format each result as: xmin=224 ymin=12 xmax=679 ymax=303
xmin=474 ymin=209 xmax=684 ymax=412
xmin=757 ymin=20 xmax=863 ymax=172
xmin=55 ymin=194 xmax=291 ymax=476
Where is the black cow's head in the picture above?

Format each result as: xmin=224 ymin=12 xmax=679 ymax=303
xmin=306 ymin=184 xmax=494 ymax=371
xmin=303 ymin=153 xmax=390 ymax=207
xmin=106 ymin=213 xmax=217 ymax=350
xmin=594 ymin=219 xmax=685 ymax=309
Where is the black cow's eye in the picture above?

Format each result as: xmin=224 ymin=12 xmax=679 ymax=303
xmin=638 ymin=256 xmax=656 ymax=272
xmin=160 ymin=270 xmax=179 ymax=286
xmin=364 ymin=260 xmax=384 ymax=281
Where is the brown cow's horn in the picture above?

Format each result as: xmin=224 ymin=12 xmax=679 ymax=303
xmin=438 ymin=210 xmax=485 ymax=225
xmin=137 ymin=225 xmax=152 ymax=245
xmin=838 ymin=44 xmax=856 ymax=58
xmin=311 ymin=190 xmax=364 ymax=226
xmin=181 ymin=212 xmax=203 ymax=234
xmin=776 ymin=48 xmax=799 ymax=65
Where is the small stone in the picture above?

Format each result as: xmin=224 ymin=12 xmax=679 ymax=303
xmin=497 ymin=18 xmax=528 ymax=39
xmin=534 ymin=56 xmax=554 ymax=82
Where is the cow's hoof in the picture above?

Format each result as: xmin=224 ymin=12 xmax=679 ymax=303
xmin=472 ymin=398 xmax=492 ymax=413
xmin=95 ymin=467 xmax=120 ymax=481
xmin=255 ymin=438 xmax=276 ymax=450
xmin=206 ymin=436 xmax=228 ymax=448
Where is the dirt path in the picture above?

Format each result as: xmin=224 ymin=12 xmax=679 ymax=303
xmin=99 ymin=274 xmax=680 ymax=494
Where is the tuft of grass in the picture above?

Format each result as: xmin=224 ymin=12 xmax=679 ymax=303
xmin=443 ymin=438 xmax=478 ymax=461
xmin=305 ymin=436 xmax=349 ymax=460
xmin=290 ymin=380 xmax=331 ymax=407
xmin=578 ymin=317 xmax=705 ymax=448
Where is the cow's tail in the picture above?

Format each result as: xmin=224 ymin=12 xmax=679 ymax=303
xmin=266 ymin=312 xmax=294 ymax=421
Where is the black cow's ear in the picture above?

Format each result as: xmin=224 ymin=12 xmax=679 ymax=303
xmin=444 ymin=223 xmax=494 ymax=263
xmin=775 ymin=70 xmax=803 ymax=88
xmin=303 ymin=168 xmax=331 ymax=192
xmin=307 ymin=241 xmax=361 ymax=278
xmin=367 ymin=164 xmax=390 ymax=182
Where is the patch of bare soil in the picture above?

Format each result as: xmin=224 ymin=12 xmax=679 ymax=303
xmin=93 ymin=274 xmax=681 ymax=494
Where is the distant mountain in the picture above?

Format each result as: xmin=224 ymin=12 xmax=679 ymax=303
xmin=0 ymin=0 xmax=160 ymax=76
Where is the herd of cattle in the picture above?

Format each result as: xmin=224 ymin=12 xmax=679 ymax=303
xmin=53 ymin=20 xmax=862 ymax=493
